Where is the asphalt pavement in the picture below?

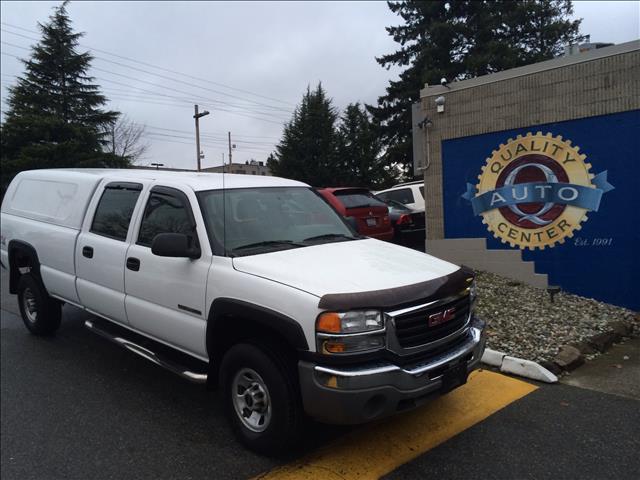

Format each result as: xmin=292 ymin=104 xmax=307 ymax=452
xmin=1 ymin=269 xmax=639 ymax=479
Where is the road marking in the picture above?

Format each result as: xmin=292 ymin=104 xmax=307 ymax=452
xmin=255 ymin=370 xmax=537 ymax=480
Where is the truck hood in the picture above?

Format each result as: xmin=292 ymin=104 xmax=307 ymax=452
xmin=232 ymin=238 xmax=460 ymax=298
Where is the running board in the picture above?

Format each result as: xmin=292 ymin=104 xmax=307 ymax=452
xmin=84 ymin=319 xmax=208 ymax=384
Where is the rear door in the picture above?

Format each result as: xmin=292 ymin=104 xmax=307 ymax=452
xmin=332 ymin=189 xmax=390 ymax=236
xmin=124 ymin=184 xmax=211 ymax=359
xmin=75 ymin=181 xmax=144 ymax=324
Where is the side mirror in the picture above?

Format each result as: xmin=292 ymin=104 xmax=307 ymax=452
xmin=151 ymin=233 xmax=201 ymax=259
xmin=344 ymin=216 xmax=359 ymax=233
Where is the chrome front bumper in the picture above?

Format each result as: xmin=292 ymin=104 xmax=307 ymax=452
xmin=298 ymin=317 xmax=486 ymax=424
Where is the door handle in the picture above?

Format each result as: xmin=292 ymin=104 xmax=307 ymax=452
xmin=126 ymin=257 xmax=141 ymax=271
xmin=82 ymin=246 xmax=94 ymax=258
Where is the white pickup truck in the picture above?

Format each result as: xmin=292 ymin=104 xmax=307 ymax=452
xmin=0 ymin=169 xmax=486 ymax=453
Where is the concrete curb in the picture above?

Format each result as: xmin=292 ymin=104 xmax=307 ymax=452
xmin=481 ymin=348 xmax=558 ymax=383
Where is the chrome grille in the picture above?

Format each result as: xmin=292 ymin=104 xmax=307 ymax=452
xmin=390 ymin=293 xmax=471 ymax=350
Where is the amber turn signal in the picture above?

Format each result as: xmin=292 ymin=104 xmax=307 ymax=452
xmin=322 ymin=341 xmax=346 ymax=353
xmin=316 ymin=312 xmax=342 ymax=333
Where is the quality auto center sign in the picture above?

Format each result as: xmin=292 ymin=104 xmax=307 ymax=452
xmin=462 ymin=132 xmax=614 ymax=250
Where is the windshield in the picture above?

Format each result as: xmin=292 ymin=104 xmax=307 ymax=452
xmin=379 ymin=197 xmax=411 ymax=212
xmin=333 ymin=189 xmax=387 ymax=209
xmin=198 ymin=187 xmax=358 ymax=256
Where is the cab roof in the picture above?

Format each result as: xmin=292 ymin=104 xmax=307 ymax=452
xmin=21 ymin=168 xmax=308 ymax=192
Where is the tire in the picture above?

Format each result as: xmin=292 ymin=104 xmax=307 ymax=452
xmin=220 ymin=341 xmax=304 ymax=455
xmin=17 ymin=273 xmax=61 ymax=336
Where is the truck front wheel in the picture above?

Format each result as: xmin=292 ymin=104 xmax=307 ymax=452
xmin=220 ymin=341 xmax=303 ymax=455
xmin=17 ymin=273 xmax=61 ymax=336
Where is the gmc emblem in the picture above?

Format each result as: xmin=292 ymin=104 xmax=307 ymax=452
xmin=428 ymin=307 xmax=456 ymax=327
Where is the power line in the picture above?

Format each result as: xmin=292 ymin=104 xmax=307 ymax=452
xmin=144 ymin=132 xmax=272 ymax=154
xmin=145 ymin=131 xmax=272 ymax=149
xmin=1 ymin=33 xmax=291 ymax=117
xmin=1 ymin=49 xmax=280 ymax=153
xmin=144 ymin=125 xmax=276 ymax=146
xmin=1 ymin=72 xmax=280 ymax=141
xmin=2 ymin=21 xmax=295 ymax=107
xmin=2 ymin=48 xmax=288 ymax=125
xmin=0 ymin=25 xmax=295 ymax=110
xmin=104 ymin=93 xmax=286 ymax=125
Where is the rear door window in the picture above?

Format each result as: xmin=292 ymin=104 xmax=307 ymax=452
xmin=419 ymin=186 xmax=425 ymax=199
xmin=333 ymin=190 xmax=387 ymax=209
xmin=90 ymin=183 xmax=142 ymax=241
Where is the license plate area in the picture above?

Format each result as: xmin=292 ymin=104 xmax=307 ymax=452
xmin=366 ymin=218 xmax=377 ymax=227
xmin=440 ymin=362 xmax=468 ymax=393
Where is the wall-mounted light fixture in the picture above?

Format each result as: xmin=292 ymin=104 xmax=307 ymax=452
xmin=435 ymin=96 xmax=446 ymax=113
xmin=417 ymin=117 xmax=433 ymax=129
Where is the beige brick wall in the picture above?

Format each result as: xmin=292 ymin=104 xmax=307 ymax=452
xmin=417 ymin=45 xmax=640 ymax=240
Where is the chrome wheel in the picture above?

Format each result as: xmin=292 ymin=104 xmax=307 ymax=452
xmin=22 ymin=287 xmax=38 ymax=324
xmin=231 ymin=367 xmax=272 ymax=432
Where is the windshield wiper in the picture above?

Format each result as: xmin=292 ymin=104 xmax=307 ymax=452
xmin=303 ymin=233 xmax=358 ymax=243
xmin=232 ymin=240 xmax=306 ymax=252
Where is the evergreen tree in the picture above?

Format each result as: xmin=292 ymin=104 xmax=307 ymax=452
xmin=268 ymin=83 xmax=341 ymax=186
xmin=336 ymin=103 xmax=391 ymax=188
xmin=370 ymin=0 xmax=584 ymax=178
xmin=1 ymin=1 xmax=122 ymax=191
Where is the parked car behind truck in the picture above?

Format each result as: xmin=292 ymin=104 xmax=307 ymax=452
xmin=380 ymin=198 xmax=426 ymax=248
xmin=0 ymin=169 xmax=486 ymax=454
xmin=316 ymin=187 xmax=393 ymax=241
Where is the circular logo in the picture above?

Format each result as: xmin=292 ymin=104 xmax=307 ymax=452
xmin=463 ymin=132 xmax=614 ymax=250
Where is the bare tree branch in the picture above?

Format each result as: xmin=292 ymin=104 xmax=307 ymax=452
xmin=107 ymin=115 xmax=149 ymax=163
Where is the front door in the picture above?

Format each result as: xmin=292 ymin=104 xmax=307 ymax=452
xmin=75 ymin=181 xmax=143 ymax=324
xmin=124 ymin=185 xmax=210 ymax=359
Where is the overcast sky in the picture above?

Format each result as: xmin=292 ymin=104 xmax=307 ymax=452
xmin=1 ymin=1 xmax=639 ymax=170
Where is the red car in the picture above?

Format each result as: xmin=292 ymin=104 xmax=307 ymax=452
xmin=316 ymin=187 xmax=393 ymax=241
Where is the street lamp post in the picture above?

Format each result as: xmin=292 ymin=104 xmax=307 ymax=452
xmin=193 ymin=104 xmax=210 ymax=171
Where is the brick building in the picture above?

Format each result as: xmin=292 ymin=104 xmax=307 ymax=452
xmin=203 ymin=160 xmax=271 ymax=176
xmin=411 ymin=40 xmax=640 ymax=309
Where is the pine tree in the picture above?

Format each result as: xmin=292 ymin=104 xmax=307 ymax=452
xmin=336 ymin=103 xmax=391 ymax=188
xmin=1 ymin=1 xmax=122 ymax=192
xmin=370 ymin=0 xmax=584 ymax=178
xmin=268 ymin=83 xmax=341 ymax=186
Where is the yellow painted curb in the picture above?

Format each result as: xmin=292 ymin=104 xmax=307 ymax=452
xmin=254 ymin=370 xmax=537 ymax=480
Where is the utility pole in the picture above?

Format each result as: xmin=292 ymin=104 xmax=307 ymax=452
xmin=228 ymin=131 xmax=233 ymax=166
xmin=221 ymin=153 xmax=225 ymax=173
xmin=193 ymin=105 xmax=210 ymax=171
xmin=111 ymin=124 xmax=116 ymax=156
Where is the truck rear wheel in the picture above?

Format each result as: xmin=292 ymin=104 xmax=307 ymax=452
xmin=220 ymin=341 xmax=303 ymax=455
xmin=17 ymin=273 xmax=61 ymax=336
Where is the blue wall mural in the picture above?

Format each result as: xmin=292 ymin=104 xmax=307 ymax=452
xmin=442 ymin=110 xmax=640 ymax=310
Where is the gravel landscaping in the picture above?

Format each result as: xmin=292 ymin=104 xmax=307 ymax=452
xmin=475 ymin=271 xmax=639 ymax=363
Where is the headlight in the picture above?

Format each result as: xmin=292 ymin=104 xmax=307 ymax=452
xmin=316 ymin=310 xmax=385 ymax=354
xmin=316 ymin=310 xmax=383 ymax=334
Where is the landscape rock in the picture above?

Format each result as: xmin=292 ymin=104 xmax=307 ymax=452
xmin=553 ymin=345 xmax=584 ymax=371
xmin=571 ymin=341 xmax=598 ymax=355
xmin=587 ymin=332 xmax=617 ymax=352
xmin=475 ymin=271 xmax=637 ymax=363
xmin=609 ymin=320 xmax=633 ymax=338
